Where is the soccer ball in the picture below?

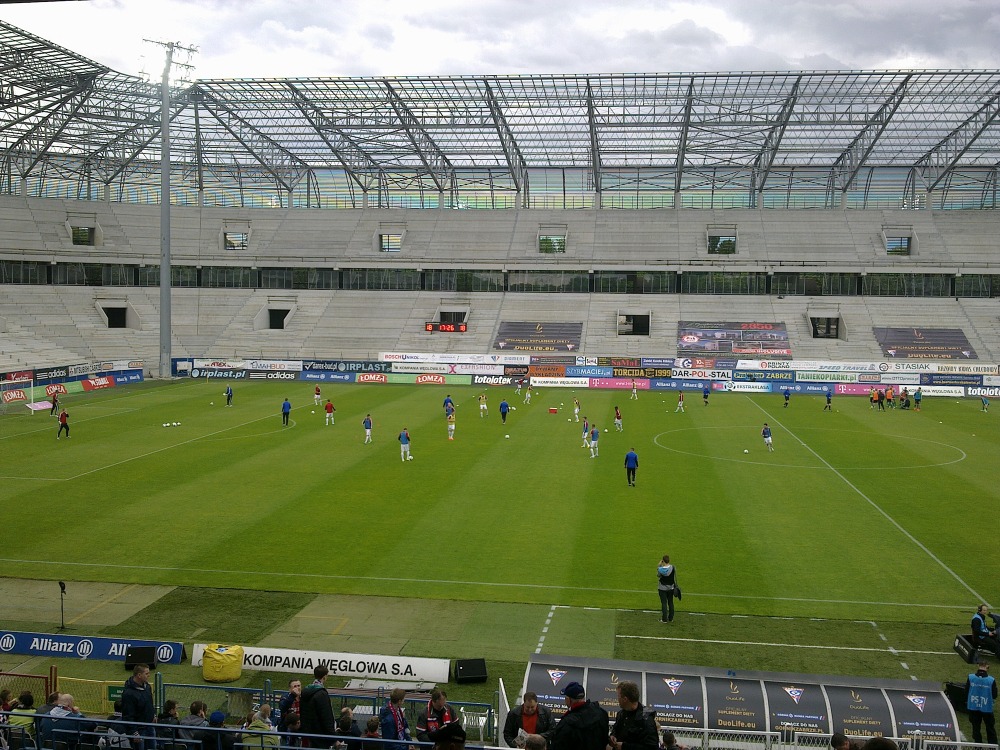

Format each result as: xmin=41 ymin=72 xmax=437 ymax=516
xmin=407 ymin=454 xmax=414 ymax=460
xmin=604 ymin=428 xmax=608 ymax=432
xmin=173 ymin=422 xmax=179 ymax=426
xmin=210 ymin=401 xmax=214 ymax=405
xmin=311 ymin=410 xmax=315 ymax=414
xmin=567 ymin=418 xmax=571 ymax=421
xmin=162 ymin=423 xmax=168 ymax=427
xmin=511 ymin=406 xmax=516 ymax=411
xmin=505 ymin=434 xmax=510 ymax=439
xmin=744 ymin=449 xmax=749 ymax=454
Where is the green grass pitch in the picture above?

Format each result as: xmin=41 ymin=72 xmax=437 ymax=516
xmin=0 ymin=379 xmax=995 ymax=692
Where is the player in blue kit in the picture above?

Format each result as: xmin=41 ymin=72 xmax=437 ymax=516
xmin=499 ymin=399 xmax=510 ymax=424
xmin=761 ymin=423 xmax=773 ymax=452
xmin=398 ymin=427 xmax=411 ymax=461
xmin=589 ymin=425 xmax=600 ymax=458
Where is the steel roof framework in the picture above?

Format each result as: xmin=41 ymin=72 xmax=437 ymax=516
xmin=2 ymin=21 xmax=1000 ymax=210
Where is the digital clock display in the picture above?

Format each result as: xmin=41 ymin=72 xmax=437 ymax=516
xmin=425 ymin=322 xmax=467 ymax=333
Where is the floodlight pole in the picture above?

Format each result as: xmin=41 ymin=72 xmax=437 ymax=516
xmin=146 ymin=40 xmax=196 ymax=379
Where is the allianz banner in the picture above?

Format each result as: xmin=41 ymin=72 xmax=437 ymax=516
xmin=0 ymin=630 xmax=185 ymax=664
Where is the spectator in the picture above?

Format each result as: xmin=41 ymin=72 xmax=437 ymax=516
xmin=332 ymin=711 xmax=361 ymax=750
xmin=861 ymin=739 xmax=897 ymax=750
xmin=379 ymin=688 xmax=411 ymax=750
xmin=608 ymin=680 xmax=657 ymax=749
xmin=430 ymin=720 xmax=466 ymax=750
xmin=542 ymin=682 xmax=608 ymax=750
xmin=524 ymin=735 xmax=546 ymax=750
xmin=1 ymin=689 xmax=12 ymax=711
xmin=101 ymin=701 xmax=130 ymax=749
xmin=7 ymin=691 xmax=36 ymax=743
xmin=39 ymin=694 xmax=86 ymax=749
xmin=196 ymin=711 xmax=237 ymax=750
xmin=361 ymin=716 xmax=380 ymax=743
xmin=280 ymin=712 xmax=302 ymax=748
xmin=157 ymin=699 xmax=181 ymax=740
xmin=241 ymin=711 xmax=279 ymax=748
xmin=277 ymin=680 xmax=302 ymax=732
xmin=178 ymin=701 xmax=209 ymax=740
xmin=121 ymin=664 xmax=155 ymax=749
xmin=416 ymin=690 xmax=459 ymax=743
xmin=503 ymin=692 xmax=554 ymax=747
xmin=661 ymin=731 xmax=686 ymax=750
xmin=299 ymin=665 xmax=336 ymax=749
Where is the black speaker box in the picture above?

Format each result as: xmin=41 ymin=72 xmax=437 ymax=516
xmin=454 ymin=658 xmax=487 ymax=684
xmin=124 ymin=646 xmax=157 ymax=671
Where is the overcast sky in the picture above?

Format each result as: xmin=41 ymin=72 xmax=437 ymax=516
xmin=3 ymin=0 xmax=1000 ymax=81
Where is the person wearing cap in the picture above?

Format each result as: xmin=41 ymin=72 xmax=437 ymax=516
xmin=416 ymin=689 xmax=459 ymax=743
xmin=299 ymin=665 xmax=337 ymax=748
xmin=608 ymin=680 xmax=658 ymax=749
xmin=966 ymin=660 xmax=997 ymax=745
xmin=543 ymin=681 xmax=608 ymax=750
xmin=194 ymin=711 xmax=237 ymax=750
xmin=430 ymin=719 xmax=467 ymax=750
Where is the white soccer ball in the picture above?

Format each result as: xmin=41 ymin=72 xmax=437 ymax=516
xmin=604 ymin=428 xmax=608 ymax=432
xmin=311 ymin=410 xmax=315 ymax=414
xmin=511 ymin=406 xmax=516 ymax=411
xmin=505 ymin=434 xmax=510 ymax=439
xmin=744 ymin=449 xmax=749 ymax=454
xmin=407 ymin=454 xmax=414 ymax=460
xmin=162 ymin=423 xmax=168 ymax=427
xmin=173 ymin=422 xmax=179 ymax=426
xmin=210 ymin=401 xmax=214 ymax=405
xmin=567 ymin=418 xmax=571 ymax=421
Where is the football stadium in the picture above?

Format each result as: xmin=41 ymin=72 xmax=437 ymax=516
xmin=0 ymin=16 xmax=999 ymax=750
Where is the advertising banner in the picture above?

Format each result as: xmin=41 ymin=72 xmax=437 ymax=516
xmin=763 ymin=681 xmax=829 ymax=735
xmin=191 ymin=644 xmax=448 ymax=683
xmin=473 ymin=375 xmax=514 ymax=386
xmin=522 ymin=662 xmax=588 ymax=715
xmin=613 ymin=367 xmax=673 ymax=378
xmin=649 ymin=379 xmax=728 ymax=391
xmin=0 ymin=630 xmax=184 ymax=664
xmin=566 ymin=366 xmax=614 ymax=378
xmin=919 ymin=374 xmax=983 ymax=386
xmin=670 ymin=368 xmax=733 ymax=380
xmin=645 ymin=673 xmax=705 ymax=729
xmin=885 ymin=689 xmax=957 ymax=740
xmin=504 ymin=365 xmax=530 ymax=377
xmin=245 ymin=360 xmax=303 ymax=372
xmin=589 ymin=378 xmax=648 ymax=390
xmin=385 ymin=374 xmax=472 ymax=385
xmin=188 ymin=368 xmax=247 ymax=380
xmin=355 ymin=373 xmax=388 ymax=384
xmin=968 ymin=386 xmax=1000 ymax=398
xmin=393 ymin=363 xmax=506 ymax=375
xmin=527 ymin=365 xmax=567 ymax=377
xmin=531 ymin=356 xmax=578 ymax=365
xmin=248 ymin=371 xmax=298 ymax=381
xmin=723 ymin=382 xmax=772 ymax=392
xmin=81 ymin=376 xmax=116 ymax=391
xmin=194 ymin=359 xmax=247 ymax=370
xmin=825 ymin=686 xmax=893 ymax=738
xmin=2 ymin=370 xmax=33 ymax=383
xmin=704 ymin=677 xmax=767 ymax=731
xmin=299 ymin=372 xmax=355 ymax=383
xmin=733 ymin=370 xmax=795 ymax=382
xmin=587 ymin=667 xmax=644 ymax=720
xmin=795 ymin=372 xmax=854 ymax=383
xmin=679 ymin=322 xmax=792 ymax=358
xmin=380 ymin=352 xmax=530 ymax=365
xmin=1 ymin=389 xmax=27 ymax=403
xmin=641 ymin=357 xmax=675 ymax=368
xmin=597 ymin=357 xmax=641 ymax=367
xmin=525 ymin=656 xmax=957 ymax=739
xmin=494 ymin=322 xmax=583 ymax=352
xmin=34 ymin=366 xmax=69 ymax=380
xmin=874 ymin=327 xmax=977 ymax=360
xmin=528 ymin=377 xmax=589 ymax=389
xmin=304 ymin=361 xmax=391 ymax=373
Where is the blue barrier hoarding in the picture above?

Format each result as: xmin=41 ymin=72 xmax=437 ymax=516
xmin=0 ymin=630 xmax=185 ymax=664
xmin=299 ymin=371 xmax=355 ymax=382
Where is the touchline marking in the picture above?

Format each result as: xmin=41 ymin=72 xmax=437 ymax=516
xmin=0 ymin=557 xmax=976 ymax=611
xmin=536 ymin=604 xmax=556 ymax=654
xmin=615 ymin=635 xmax=952 ymax=655
xmin=749 ymin=399 xmax=988 ymax=605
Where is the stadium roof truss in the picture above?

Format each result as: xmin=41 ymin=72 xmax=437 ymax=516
xmin=2 ymin=21 xmax=1000 ymax=210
